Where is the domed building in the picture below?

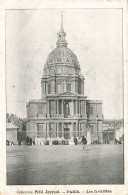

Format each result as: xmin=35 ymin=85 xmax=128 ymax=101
xmin=26 ymin=15 xmax=103 ymax=144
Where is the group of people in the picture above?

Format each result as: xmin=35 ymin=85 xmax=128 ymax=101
xmin=103 ymin=140 xmax=110 ymax=144
xmin=25 ymin=135 xmax=87 ymax=148
xmin=73 ymin=135 xmax=87 ymax=149
xmin=115 ymin=138 xmax=122 ymax=144
xmin=26 ymin=136 xmax=33 ymax=146
xmin=6 ymin=140 xmax=14 ymax=146
xmin=91 ymin=140 xmax=101 ymax=144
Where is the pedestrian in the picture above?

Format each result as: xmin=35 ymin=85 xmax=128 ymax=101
xmin=29 ymin=137 xmax=32 ymax=146
xmin=81 ymin=135 xmax=87 ymax=150
xmin=11 ymin=140 xmax=14 ymax=145
xmin=26 ymin=136 xmax=29 ymax=146
xmin=115 ymin=138 xmax=117 ymax=144
xmin=73 ymin=136 xmax=78 ymax=145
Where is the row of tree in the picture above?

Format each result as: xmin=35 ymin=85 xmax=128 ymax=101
xmin=6 ymin=113 xmax=26 ymax=131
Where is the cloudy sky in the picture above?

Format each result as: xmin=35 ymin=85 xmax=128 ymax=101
xmin=6 ymin=9 xmax=123 ymax=119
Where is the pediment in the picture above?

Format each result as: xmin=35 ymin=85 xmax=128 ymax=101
xmin=59 ymin=91 xmax=76 ymax=96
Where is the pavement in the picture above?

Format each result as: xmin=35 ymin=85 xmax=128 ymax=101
xmin=7 ymin=144 xmax=124 ymax=185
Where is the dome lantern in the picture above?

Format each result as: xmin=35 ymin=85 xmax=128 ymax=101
xmin=56 ymin=13 xmax=67 ymax=47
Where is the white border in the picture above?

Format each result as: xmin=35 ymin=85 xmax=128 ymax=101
xmin=0 ymin=0 xmax=128 ymax=194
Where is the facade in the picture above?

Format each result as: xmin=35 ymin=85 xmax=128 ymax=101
xmin=26 ymin=16 xmax=103 ymax=143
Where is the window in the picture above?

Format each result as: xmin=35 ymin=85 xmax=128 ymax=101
xmin=37 ymin=124 xmax=46 ymax=138
xmin=49 ymin=123 xmax=56 ymax=138
xmin=67 ymin=83 xmax=71 ymax=92
xmin=38 ymin=107 xmax=44 ymax=115
xmin=75 ymin=82 xmax=78 ymax=93
xmin=58 ymin=67 xmax=61 ymax=74
xmin=89 ymin=125 xmax=94 ymax=132
xmin=48 ymin=84 xmax=51 ymax=94
xmin=57 ymin=83 xmax=62 ymax=93
xmin=89 ymin=107 xmax=93 ymax=115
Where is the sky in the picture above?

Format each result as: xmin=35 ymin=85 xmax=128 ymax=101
xmin=6 ymin=9 xmax=123 ymax=119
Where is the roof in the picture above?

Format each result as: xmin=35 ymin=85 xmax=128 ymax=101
xmin=6 ymin=123 xmax=18 ymax=129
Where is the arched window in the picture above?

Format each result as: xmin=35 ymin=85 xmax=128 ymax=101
xmin=67 ymin=83 xmax=71 ymax=92
xmin=89 ymin=124 xmax=94 ymax=132
xmin=89 ymin=107 xmax=93 ymax=115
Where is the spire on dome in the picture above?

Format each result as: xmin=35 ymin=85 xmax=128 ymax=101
xmin=56 ymin=13 xmax=67 ymax=47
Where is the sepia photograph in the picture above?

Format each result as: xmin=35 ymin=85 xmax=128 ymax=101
xmin=6 ymin=8 xmax=124 ymax=185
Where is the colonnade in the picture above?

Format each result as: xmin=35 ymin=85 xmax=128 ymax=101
xmin=41 ymin=79 xmax=85 ymax=96
xmin=47 ymin=99 xmax=84 ymax=116
xmin=38 ymin=121 xmax=86 ymax=139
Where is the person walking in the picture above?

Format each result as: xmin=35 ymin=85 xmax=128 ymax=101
xmin=29 ymin=137 xmax=32 ymax=146
xmin=26 ymin=136 xmax=29 ymax=146
xmin=81 ymin=135 xmax=87 ymax=150
xmin=73 ymin=136 xmax=78 ymax=145
xmin=11 ymin=140 xmax=14 ymax=146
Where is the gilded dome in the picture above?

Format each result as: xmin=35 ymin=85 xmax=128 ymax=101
xmin=45 ymin=46 xmax=80 ymax=69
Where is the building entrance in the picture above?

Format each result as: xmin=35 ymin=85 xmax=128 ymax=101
xmin=64 ymin=123 xmax=71 ymax=139
xmin=64 ymin=128 xmax=70 ymax=139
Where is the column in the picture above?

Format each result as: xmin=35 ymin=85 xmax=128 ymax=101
xmin=79 ymin=101 xmax=81 ymax=115
xmin=56 ymin=123 xmax=57 ymax=138
xmin=54 ymin=77 xmax=56 ymax=94
xmin=47 ymin=101 xmax=50 ymax=117
xmin=56 ymin=100 xmax=59 ymax=115
xmin=79 ymin=123 xmax=81 ymax=137
xmin=71 ymin=100 xmax=74 ymax=115
xmin=73 ymin=100 xmax=75 ymax=115
xmin=76 ymin=100 xmax=78 ymax=115
xmin=70 ymin=123 xmax=73 ymax=138
xmin=47 ymin=123 xmax=50 ymax=138
xmin=46 ymin=82 xmax=47 ymax=94
xmin=82 ymin=81 xmax=84 ymax=94
xmin=62 ymin=122 xmax=64 ymax=138
xmin=85 ymin=122 xmax=87 ymax=136
xmin=57 ymin=100 xmax=59 ymax=115
xmin=76 ymin=122 xmax=79 ymax=137
xmin=56 ymin=100 xmax=58 ymax=114
xmin=62 ymin=100 xmax=64 ymax=115
xmin=44 ymin=81 xmax=46 ymax=94
xmin=57 ymin=122 xmax=59 ymax=138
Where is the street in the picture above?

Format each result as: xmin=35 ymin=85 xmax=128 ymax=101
xmin=7 ymin=144 xmax=124 ymax=185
